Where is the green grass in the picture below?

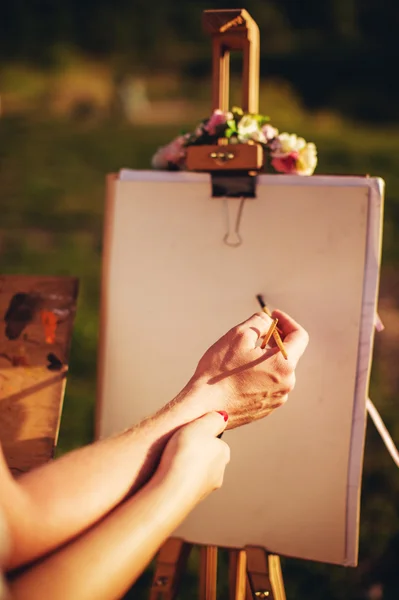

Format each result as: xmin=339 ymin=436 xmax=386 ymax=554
xmin=1 ymin=113 xmax=399 ymax=599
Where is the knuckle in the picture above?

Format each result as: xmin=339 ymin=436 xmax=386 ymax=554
xmin=272 ymin=373 xmax=295 ymax=399
xmin=269 ymin=370 xmax=282 ymax=385
xmin=235 ymin=323 xmax=248 ymax=337
xmin=279 ymin=367 xmax=296 ymax=393
xmin=278 ymin=394 xmax=289 ymax=406
xmin=286 ymin=372 xmax=296 ymax=393
xmin=273 ymin=357 xmax=295 ymax=380
xmin=255 ymin=311 xmax=273 ymax=328
xmin=255 ymin=310 xmax=267 ymax=321
xmin=284 ymin=358 xmax=296 ymax=375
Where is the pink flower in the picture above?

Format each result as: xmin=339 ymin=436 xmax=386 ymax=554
xmin=262 ymin=124 xmax=279 ymax=141
xmin=194 ymin=125 xmax=204 ymax=138
xmin=204 ymin=109 xmax=232 ymax=136
xmin=271 ymin=152 xmax=299 ymax=174
xmin=151 ymin=135 xmax=187 ymax=169
xmin=270 ymin=133 xmax=317 ymax=175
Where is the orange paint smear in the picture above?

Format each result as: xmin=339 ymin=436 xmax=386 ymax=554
xmin=40 ymin=310 xmax=57 ymax=344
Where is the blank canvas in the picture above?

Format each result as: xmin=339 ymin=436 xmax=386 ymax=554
xmin=96 ymin=171 xmax=383 ymax=566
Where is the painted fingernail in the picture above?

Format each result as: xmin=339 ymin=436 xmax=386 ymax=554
xmin=217 ymin=411 xmax=229 ymax=422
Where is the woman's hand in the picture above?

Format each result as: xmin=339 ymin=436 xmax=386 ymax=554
xmin=156 ymin=412 xmax=230 ymax=506
xmin=190 ymin=309 xmax=309 ymax=428
xmin=5 ymin=414 xmax=229 ymax=600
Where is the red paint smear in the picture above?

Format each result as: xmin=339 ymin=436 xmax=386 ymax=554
xmin=40 ymin=310 xmax=57 ymax=344
xmin=11 ymin=355 xmax=29 ymax=367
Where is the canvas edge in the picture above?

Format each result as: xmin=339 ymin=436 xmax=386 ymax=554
xmin=119 ymin=169 xmax=377 ymax=189
xmin=95 ymin=173 xmax=118 ymax=441
xmin=343 ymin=177 xmax=385 ymax=567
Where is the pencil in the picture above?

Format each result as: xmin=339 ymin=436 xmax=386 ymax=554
xmin=273 ymin=329 xmax=288 ymax=360
xmin=261 ymin=318 xmax=278 ymax=349
xmin=256 ymin=295 xmax=288 ymax=359
xmin=256 ymin=296 xmax=283 ymax=334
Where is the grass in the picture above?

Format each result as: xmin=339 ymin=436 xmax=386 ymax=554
xmin=1 ymin=109 xmax=399 ymax=599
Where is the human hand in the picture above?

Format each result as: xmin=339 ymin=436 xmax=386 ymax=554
xmin=156 ymin=412 xmax=230 ymax=506
xmin=190 ymin=309 xmax=309 ymax=428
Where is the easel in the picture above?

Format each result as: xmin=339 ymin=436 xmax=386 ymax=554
xmin=149 ymin=539 xmax=285 ymax=599
xmin=149 ymin=9 xmax=286 ymax=600
xmin=186 ymin=8 xmax=263 ymax=174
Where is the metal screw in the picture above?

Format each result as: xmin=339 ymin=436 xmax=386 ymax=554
xmin=255 ymin=591 xmax=270 ymax=598
xmin=155 ymin=576 xmax=168 ymax=587
xmin=209 ymin=151 xmax=235 ymax=162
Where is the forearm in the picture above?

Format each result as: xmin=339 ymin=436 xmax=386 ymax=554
xmin=5 ymin=380 xmax=215 ymax=570
xmin=8 ymin=471 xmax=196 ymax=600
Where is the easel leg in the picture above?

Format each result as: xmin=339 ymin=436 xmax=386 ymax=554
xmin=199 ymin=546 xmax=218 ymax=600
xmin=268 ymin=555 xmax=286 ymax=600
xmin=228 ymin=549 xmax=247 ymax=600
xmin=149 ymin=538 xmax=191 ymax=600
xmin=245 ymin=547 xmax=286 ymax=600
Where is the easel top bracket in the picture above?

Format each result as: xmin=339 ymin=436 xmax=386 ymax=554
xmin=186 ymin=8 xmax=262 ymax=182
xmin=202 ymin=8 xmax=260 ymax=40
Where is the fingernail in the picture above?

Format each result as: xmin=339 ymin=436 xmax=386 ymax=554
xmin=217 ymin=411 xmax=229 ymax=422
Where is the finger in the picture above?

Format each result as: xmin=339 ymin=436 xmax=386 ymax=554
xmin=187 ymin=411 xmax=228 ymax=438
xmin=272 ymin=309 xmax=309 ymax=364
xmin=219 ymin=439 xmax=231 ymax=465
xmin=235 ymin=311 xmax=274 ymax=346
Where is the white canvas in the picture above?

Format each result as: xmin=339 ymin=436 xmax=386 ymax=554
xmin=96 ymin=171 xmax=384 ymax=566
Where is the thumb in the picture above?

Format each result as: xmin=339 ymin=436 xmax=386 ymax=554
xmin=188 ymin=411 xmax=229 ymax=438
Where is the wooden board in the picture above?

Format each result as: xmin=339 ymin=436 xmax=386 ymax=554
xmin=0 ymin=275 xmax=78 ymax=475
xmin=97 ymin=171 xmax=384 ymax=566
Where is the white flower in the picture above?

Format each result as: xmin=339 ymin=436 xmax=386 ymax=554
xmin=296 ymin=142 xmax=318 ymax=175
xmin=272 ymin=132 xmax=307 ymax=156
xmin=237 ymin=115 xmax=266 ymax=143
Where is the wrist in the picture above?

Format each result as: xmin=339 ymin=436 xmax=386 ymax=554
xmin=149 ymin=468 xmax=200 ymax=521
xmin=167 ymin=376 xmax=225 ymax=422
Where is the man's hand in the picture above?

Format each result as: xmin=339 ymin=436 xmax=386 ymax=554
xmin=190 ymin=309 xmax=309 ymax=427
xmin=0 ymin=308 xmax=307 ymax=573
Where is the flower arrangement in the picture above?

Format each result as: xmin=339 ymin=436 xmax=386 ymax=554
xmin=151 ymin=106 xmax=318 ymax=176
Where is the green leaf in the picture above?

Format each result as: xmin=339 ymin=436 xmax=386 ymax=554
xmin=253 ymin=114 xmax=270 ymax=126
xmin=231 ymin=106 xmax=243 ymax=116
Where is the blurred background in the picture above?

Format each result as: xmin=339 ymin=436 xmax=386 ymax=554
xmin=1 ymin=0 xmax=398 ymax=598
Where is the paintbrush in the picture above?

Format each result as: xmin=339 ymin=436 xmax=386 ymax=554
xmin=256 ymin=295 xmax=288 ymax=360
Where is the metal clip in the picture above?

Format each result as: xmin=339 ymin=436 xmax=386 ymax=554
xmin=223 ymin=197 xmax=246 ymax=247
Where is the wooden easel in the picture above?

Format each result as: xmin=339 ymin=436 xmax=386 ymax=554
xmin=149 ymin=539 xmax=286 ymax=600
xmin=186 ymin=8 xmax=263 ymax=173
xmin=149 ymin=9 xmax=286 ymax=599
xmin=203 ymin=7 xmax=259 ymax=114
